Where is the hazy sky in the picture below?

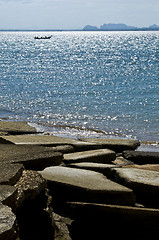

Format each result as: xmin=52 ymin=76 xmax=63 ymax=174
xmin=0 ymin=0 xmax=159 ymax=30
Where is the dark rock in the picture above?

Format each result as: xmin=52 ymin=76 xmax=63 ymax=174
xmin=16 ymin=193 xmax=54 ymax=240
xmin=67 ymin=202 xmax=159 ymax=240
xmin=0 ymin=145 xmax=63 ymax=170
xmin=0 ymin=203 xmax=17 ymax=240
xmin=53 ymin=212 xmax=72 ymax=240
xmin=0 ymin=137 xmax=13 ymax=144
xmin=123 ymin=150 xmax=159 ymax=164
xmin=0 ymin=185 xmax=17 ymax=209
xmin=14 ymin=170 xmax=47 ymax=208
xmin=0 ymin=163 xmax=24 ymax=185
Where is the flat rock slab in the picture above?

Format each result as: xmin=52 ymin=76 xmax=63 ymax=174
xmin=0 ymin=121 xmax=37 ymax=134
xmin=0 ymin=185 xmax=17 ymax=209
xmin=69 ymin=162 xmax=117 ymax=176
xmin=63 ymin=149 xmax=116 ymax=164
xmin=123 ymin=164 xmax=159 ymax=172
xmin=2 ymin=135 xmax=102 ymax=151
xmin=39 ymin=166 xmax=135 ymax=206
xmin=123 ymin=150 xmax=159 ymax=164
xmin=66 ymin=202 xmax=159 ymax=240
xmin=0 ymin=163 xmax=24 ymax=185
xmin=49 ymin=145 xmax=75 ymax=154
xmin=80 ymin=138 xmax=140 ymax=152
xmin=110 ymin=168 xmax=159 ymax=206
xmin=67 ymin=201 xmax=159 ymax=225
xmin=0 ymin=144 xmax=62 ymax=170
xmin=0 ymin=203 xmax=17 ymax=240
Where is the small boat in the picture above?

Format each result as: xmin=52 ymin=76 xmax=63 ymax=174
xmin=34 ymin=35 xmax=52 ymax=40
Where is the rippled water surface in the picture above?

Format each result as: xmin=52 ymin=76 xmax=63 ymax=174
xmin=0 ymin=31 xmax=159 ymax=141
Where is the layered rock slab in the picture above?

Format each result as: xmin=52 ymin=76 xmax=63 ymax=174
xmin=123 ymin=150 xmax=159 ymax=164
xmin=0 ymin=163 xmax=24 ymax=185
xmin=109 ymin=168 xmax=159 ymax=206
xmin=63 ymin=149 xmax=116 ymax=164
xmin=123 ymin=164 xmax=159 ymax=172
xmin=69 ymin=162 xmax=117 ymax=176
xmin=0 ymin=144 xmax=62 ymax=170
xmin=0 ymin=121 xmax=37 ymax=134
xmin=80 ymin=137 xmax=140 ymax=152
xmin=67 ymin=201 xmax=159 ymax=226
xmin=39 ymin=166 xmax=135 ymax=206
xmin=1 ymin=135 xmax=109 ymax=151
xmin=67 ymin=202 xmax=159 ymax=240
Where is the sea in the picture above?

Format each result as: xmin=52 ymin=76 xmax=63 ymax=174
xmin=0 ymin=31 xmax=159 ymax=150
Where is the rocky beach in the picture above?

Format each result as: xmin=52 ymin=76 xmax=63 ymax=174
xmin=0 ymin=120 xmax=159 ymax=240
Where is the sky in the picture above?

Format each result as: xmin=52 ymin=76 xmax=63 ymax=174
xmin=0 ymin=0 xmax=159 ymax=30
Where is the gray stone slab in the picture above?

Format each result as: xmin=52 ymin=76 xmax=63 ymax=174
xmin=0 ymin=185 xmax=17 ymax=209
xmin=39 ymin=166 xmax=135 ymax=206
xmin=2 ymin=135 xmax=102 ymax=151
xmin=109 ymin=168 xmax=159 ymax=206
xmin=80 ymin=138 xmax=140 ymax=152
xmin=69 ymin=162 xmax=117 ymax=176
xmin=63 ymin=149 xmax=116 ymax=164
xmin=123 ymin=150 xmax=159 ymax=164
xmin=0 ymin=163 xmax=24 ymax=185
xmin=0 ymin=144 xmax=62 ymax=170
xmin=0 ymin=121 xmax=37 ymax=134
xmin=0 ymin=203 xmax=17 ymax=240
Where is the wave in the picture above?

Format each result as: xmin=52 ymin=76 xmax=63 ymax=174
xmin=29 ymin=121 xmax=137 ymax=140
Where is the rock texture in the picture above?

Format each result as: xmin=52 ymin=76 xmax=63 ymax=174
xmin=69 ymin=162 xmax=117 ymax=175
xmin=109 ymin=168 xmax=159 ymax=206
xmin=123 ymin=150 xmax=159 ymax=164
xmin=66 ymin=202 xmax=159 ymax=240
xmin=14 ymin=170 xmax=47 ymax=208
xmin=80 ymin=137 xmax=140 ymax=152
xmin=123 ymin=164 xmax=159 ymax=172
xmin=63 ymin=149 xmax=116 ymax=164
xmin=1 ymin=135 xmax=101 ymax=151
xmin=0 ymin=203 xmax=17 ymax=240
xmin=0 ymin=144 xmax=62 ymax=170
xmin=0 ymin=163 xmax=24 ymax=185
xmin=0 ymin=121 xmax=37 ymax=134
xmin=39 ymin=166 xmax=135 ymax=206
xmin=0 ymin=185 xmax=17 ymax=209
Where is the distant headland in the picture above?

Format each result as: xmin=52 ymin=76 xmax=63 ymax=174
xmin=83 ymin=23 xmax=159 ymax=31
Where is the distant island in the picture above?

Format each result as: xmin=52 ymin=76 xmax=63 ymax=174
xmin=83 ymin=23 xmax=159 ymax=31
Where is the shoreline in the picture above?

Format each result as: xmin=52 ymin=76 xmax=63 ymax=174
xmin=1 ymin=118 xmax=159 ymax=152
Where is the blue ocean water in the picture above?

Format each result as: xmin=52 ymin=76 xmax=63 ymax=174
xmin=0 ymin=31 xmax=159 ymax=142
